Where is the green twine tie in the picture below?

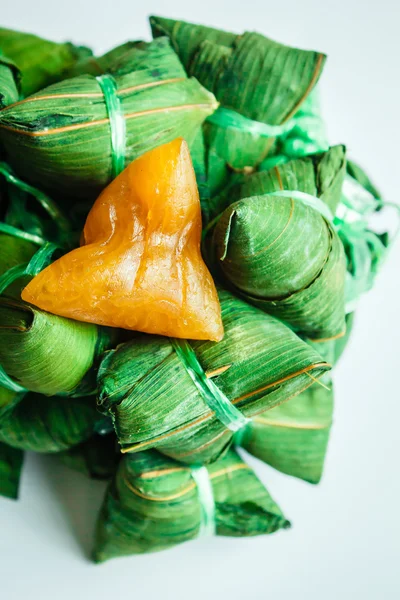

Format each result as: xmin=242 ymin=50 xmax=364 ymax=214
xmin=336 ymin=174 xmax=400 ymax=313
xmin=0 ymin=222 xmax=45 ymax=246
xmin=0 ymin=241 xmax=58 ymax=392
xmin=171 ymin=339 xmax=249 ymax=432
xmin=207 ymin=106 xmax=294 ymax=139
xmin=96 ymin=74 xmax=126 ymax=178
xmin=0 ymin=162 xmax=71 ymax=247
xmin=191 ymin=465 xmax=216 ymax=538
xmin=203 ymin=188 xmax=334 ymax=240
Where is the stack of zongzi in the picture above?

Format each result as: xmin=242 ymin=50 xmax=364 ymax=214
xmin=0 ymin=15 xmax=395 ymax=564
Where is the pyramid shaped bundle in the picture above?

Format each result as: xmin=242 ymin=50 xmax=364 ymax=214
xmin=0 ymin=15 xmax=396 ymax=562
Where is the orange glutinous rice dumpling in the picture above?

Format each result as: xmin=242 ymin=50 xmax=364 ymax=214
xmin=22 ymin=138 xmax=223 ymax=341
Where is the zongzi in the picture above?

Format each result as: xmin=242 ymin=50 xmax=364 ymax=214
xmin=22 ymin=138 xmax=223 ymax=341
xmin=0 ymin=27 xmax=92 ymax=97
xmin=211 ymin=148 xmax=347 ymax=339
xmin=97 ymin=289 xmax=330 ymax=464
xmin=236 ymin=382 xmax=333 ymax=484
xmin=151 ymin=16 xmax=326 ymax=195
xmin=94 ymin=449 xmax=289 ymax=560
xmin=0 ymin=393 xmax=102 ymax=453
xmin=0 ymin=37 xmax=218 ymax=198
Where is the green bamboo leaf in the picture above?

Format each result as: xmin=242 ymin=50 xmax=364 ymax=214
xmin=0 ymin=233 xmax=37 ymax=296
xmin=239 ymin=383 xmax=333 ymax=484
xmin=0 ymin=297 xmax=106 ymax=396
xmin=0 ymin=393 xmax=102 ymax=452
xmin=150 ymin=16 xmax=326 ymax=195
xmin=232 ymin=145 xmax=347 ymax=214
xmin=94 ymin=449 xmax=289 ymax=561
xmin=0 ymin=53 xmax=20 ymax=108
xmin=66 ymin=40 xmax=180 ymax=79
xmin=211 ymin=149 xmax=347 ymax=340
xmin=259 ymin=87 xmax=329 ymax=173
xmin=0 ymin=440 xmax=23 ymax=499
xmin=0 ymin=38 xmax=218 ymax=199
xmin=0 ymin=27 xmax=92 ymax=97
xmin=97 ymin=290 xmax=330 ymax=464
xmin=346 ymin=160 xmax=382 ymax=202
xmin=56 ymin=433 xmax=120 ymax=480
xmin=0 ymin=387 xmax=22 ymax=418
xmin=0 ymin=162 xmax=74 ymax=247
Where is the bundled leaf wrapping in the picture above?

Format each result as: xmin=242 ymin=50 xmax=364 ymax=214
xmin=0 ymin=27 xmax=92 ymax=97
xmin=237 ymin=383 xmax=333 ymax=484
xmin=0 ymin=54 xmax=20 ymax=109
xmin=94 ymin=449 xmax=289 ymax=560
xmin=0 ymin=297 xmax=112 ymax=396
xmin=97 ymin=290 xmax=330 ymax=464
xmin=0 ymin=393 xmax=103 ymax=453
xmin=0 ymin=237 xmax=114 ymax=395
xmin=0 ymin=14 xmax=393 ymax=562
xmin=0 ymin=37 xmax=218 ymax=198
xmin=211 ymin=147 xmax=347 ymax=339
xmin=151 ymin=16 xmax=326 ymax=196
xmin=0 ymin=162 xmax=73 ymax=247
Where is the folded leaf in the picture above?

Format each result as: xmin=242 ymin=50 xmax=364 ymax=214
xmin=0 ymin=162 xmax=73 ymax=247
xmin=0 ymin=440 xmax=23 ymax=499
xmin=239 ymin=382 xmax=333 ymax=483
xmin=94 ymin=449 xmax=289 ymax=560
xmin=0 ymin=37 xmax=218 ymax=199
xmin=97 ymin=289 xmax=330 ymax=464
xmin=0 ymin=297 xmax=111 ymax=396
xmin=0 ymin=27 xmax=92 ymax=97
xmin=151 ymin=16 xmax=326 ymax=195
xmin=211 ymin=148 xmax=347 ymax=339
xmin=0 ymin=393 xmax=102 ymax=452
xmin=0 ymin=54 xmax=20 ymax=108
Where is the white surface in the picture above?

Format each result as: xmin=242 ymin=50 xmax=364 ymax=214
xmin=1 ymin=1 xmax=399 ymax=598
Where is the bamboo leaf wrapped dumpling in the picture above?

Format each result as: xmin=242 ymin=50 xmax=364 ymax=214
xmin=94 ymin=449 xmax=289 ymax=561
xmin=236 ymin=382 xmax=333 ymax=484
xmin=0 ymin=54 xmax=20 ymax=109
xmin=151 ymin=16 xmax=326 ymax=195
xmin=0 ymin=393 xmax=103 ymax=453
xmin=0 ymin=297 xmax=111 ymax=396
xmin=97 ymin=290 xmax=330 ymax=464
xmin=0 ymin=234 xmax=113 ymax=396
xmin=0 ymin=27 xmax=92 ymax=97
xmin=0 ymin=37 xmax=218 ymax=199
xmin=22 ymin=139 xmax=223 ymax=342
xmin=235 ymin=312 xmax=355 ymax=483
xmin=212 ymin=147 xmax=347 ymax=340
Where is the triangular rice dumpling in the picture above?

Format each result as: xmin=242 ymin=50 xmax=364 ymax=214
xmin=22 ymin=138 xmax=223 ymax=341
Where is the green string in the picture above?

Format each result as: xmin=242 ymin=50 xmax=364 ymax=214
xmin=0 ymin=222 xmax=46 ymax=246
xmin=171 ymin=339 xmax=249 ymax=432
xmin=191 ymin=466 xmax=216 ymax=538
xmin=203 ymin=188 xmax=334 ymax=241
xmin=232 ymin=425 xmax=249 ymax=448
xmin=96 ymin=74 xmax=126 ymax=178
xmin=0 ymin=242 xmax=58 ymax=392
xmin=0 ymin=162 xmax=71 ymax=245
xmin=336 ymin=175 xmax=400 ymax=313
xmin=207 ymin=106 xmax=294 ymax=138
xmin=265 ymin=190 xmax=334 ymax=223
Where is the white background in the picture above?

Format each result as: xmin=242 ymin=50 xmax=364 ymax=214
xmin=1 ymin=1 xmax=399 ymax=598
